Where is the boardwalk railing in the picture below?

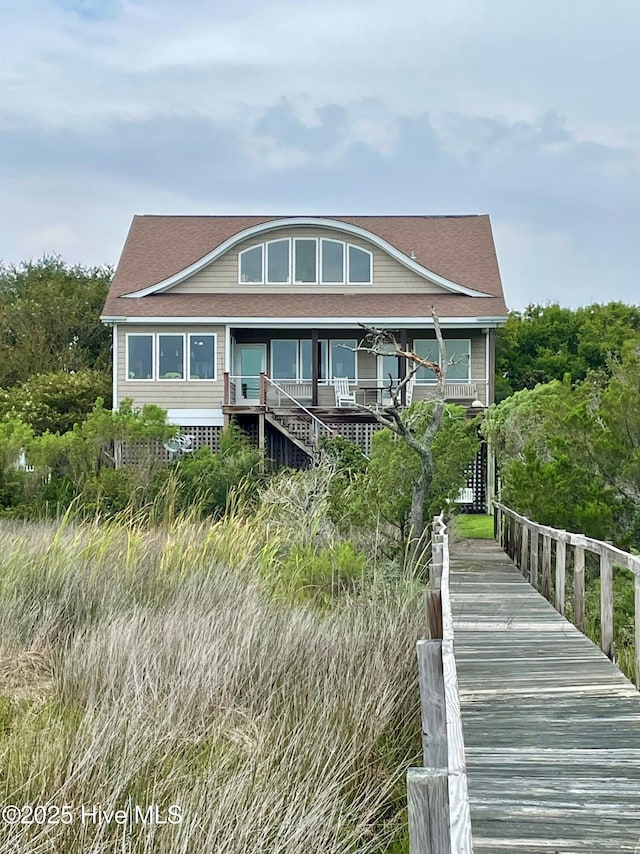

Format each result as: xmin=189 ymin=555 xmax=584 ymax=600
xmin=495 ymin=502 xmax=640 ymax=684
xmin=407 ymin=515 xmax=473 ymax=854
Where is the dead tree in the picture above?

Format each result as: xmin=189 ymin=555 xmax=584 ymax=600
xmin=356 ymin=308 xmax=447 ymax=561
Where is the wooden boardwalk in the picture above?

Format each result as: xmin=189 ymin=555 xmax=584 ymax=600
xmin=450 ymin=538 xmax=640 ymax=853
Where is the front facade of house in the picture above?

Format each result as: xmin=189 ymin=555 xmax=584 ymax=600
xmin=102 ymin=215 xmax=508 ymax=507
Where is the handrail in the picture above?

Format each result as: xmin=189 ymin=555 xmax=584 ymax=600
xmin=407 ymin=515 xmax=474 ymax=854
xmin=264 ymin=376 xmax=334 ymax=438
xmin=494 ymin=501 xmax=640 ymax=684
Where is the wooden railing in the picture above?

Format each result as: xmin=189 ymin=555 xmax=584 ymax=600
xmin=407 ymin=516 xmax=473 ymax=854
xmin=495 ymin=502 xmax=640 ymax=684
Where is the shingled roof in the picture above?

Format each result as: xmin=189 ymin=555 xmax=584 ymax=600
xmin=102 ymin=214 xmax=508 ymax=319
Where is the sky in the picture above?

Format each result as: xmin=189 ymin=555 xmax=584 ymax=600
xmin=0 ymin=0 xmax=638 ymax=310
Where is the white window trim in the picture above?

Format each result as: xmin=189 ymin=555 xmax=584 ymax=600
xmin=329 ymin=339 xmax=358 ymax=384
xmin=157 ymin=332 xmax=186 ymax=382
xmin=188 ymin=333 xmax=217 ymax=381
xmin=265 ymin=238 xmax=291 ymax=284
xmin=237 ymin=238 xmax=374 ymax=285
xmin=320 ymin=238 xmax=345 ymax=284
xmin=125 ymin=332 xmax=154 ymax=381
xmin=347 ymin=244 xmax=373 ymax=285
xmin=293 ymin=237 xmax=318 ymax=284
xmin=412 ymin=338 xmax=471 ymax=383
xmin=238 ymin=244 xmax=264 ymax=284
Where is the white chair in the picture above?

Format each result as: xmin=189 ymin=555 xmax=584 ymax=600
xmin=334 ymin=377 xmax=357 ymax=407
xmin=404 ymin=376 xmax=416 ymax=406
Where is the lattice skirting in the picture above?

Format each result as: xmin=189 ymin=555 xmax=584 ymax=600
xmin=326 ymin=421 xmax=384 ymax=457
xmin=121 ymin=426 xmax=223 ymax=465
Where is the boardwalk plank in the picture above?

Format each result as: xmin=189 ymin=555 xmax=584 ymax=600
xmin=450 ymin=539 xmax=640 ymax=853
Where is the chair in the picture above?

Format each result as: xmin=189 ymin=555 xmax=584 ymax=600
xmin=334 ymin=377 xmax=357 ymax=407
xmin=404 ymin=376 xmax=416 ymax=406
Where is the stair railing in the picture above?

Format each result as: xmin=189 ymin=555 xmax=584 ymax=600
xmin=263 ymin=376 xmax=334 ymax=447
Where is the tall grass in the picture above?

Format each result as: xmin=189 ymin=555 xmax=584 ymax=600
xmin=0 ymin=513 xmax=422 ymax=853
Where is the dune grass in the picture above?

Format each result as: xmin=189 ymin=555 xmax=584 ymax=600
xmin=0 ymin=509 xmax=423 ymax=853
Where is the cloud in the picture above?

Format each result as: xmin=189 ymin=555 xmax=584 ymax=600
xmin=0 ymin=0 xmax=638 ymax=308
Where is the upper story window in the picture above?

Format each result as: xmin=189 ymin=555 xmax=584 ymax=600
xmin=238 ymin=237 xmax=372 ymax=284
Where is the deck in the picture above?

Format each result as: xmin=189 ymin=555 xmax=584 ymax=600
xmin=450 ymin=538 xmax=640 ymax=853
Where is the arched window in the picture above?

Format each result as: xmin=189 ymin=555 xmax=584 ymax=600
xmin=238 ymin=238 xmax=373 ymax=284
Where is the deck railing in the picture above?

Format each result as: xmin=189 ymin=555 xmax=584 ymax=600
xmin=407 ymin=515 xmax=473 ymax=854
xmin=495 ymin=502 xmax=640 ymax=685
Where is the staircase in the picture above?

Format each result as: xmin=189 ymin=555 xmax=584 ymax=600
xmin=264 ymin=378 xmax=334 ymax=458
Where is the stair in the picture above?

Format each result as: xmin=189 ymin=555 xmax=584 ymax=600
xmin=264 ymin=411 xmax=317 ymax=458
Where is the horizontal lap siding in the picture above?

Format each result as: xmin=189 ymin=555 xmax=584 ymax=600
xmin=117 ymin=324 xmax=225 ymax=409
xmin=170 ymin=226 xmax=447 ymax=294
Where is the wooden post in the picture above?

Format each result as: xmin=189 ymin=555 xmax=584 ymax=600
xmin=574 ymin=543 xmax=586 ymax=632
xmin=530 ymin=529 xmax=539 ymax=590
xmin=311 ymin=329 xmax=319 ymax=407
xmin=259 ymin=372 xmax=266 ymax=406
xmin=635 ymin=572 xmax=640 ymax=689
xmin=520 ymin=524 xmax=529 ymax=580
xmin=407 ymin=768 xmax=450 ymax=854
xmin=431 ymin=535 xmax=444 ymax=590
xmin=555 ymin=536 xmax=567 ymax=615
xmin=542 ymin=534 xmax=551 ymax=600
xmin=426 ymin=591 xmax=443 ymax=641
xmin=223 ymin=371 xmax=230 ymax=406
xmin=600 ymin=550 xmax=614 ymax=659
xmin=417 ymin=640 xmax=447 ymax=768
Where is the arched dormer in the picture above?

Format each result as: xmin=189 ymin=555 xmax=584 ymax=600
xmin=124 ymin=217 xmax=492 ymax=298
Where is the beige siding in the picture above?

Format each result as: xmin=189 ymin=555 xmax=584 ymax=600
xmin=116 ymin=324 xmax=225 ymax=409
xmin=170 ymin=226 xmax=449 ymax=295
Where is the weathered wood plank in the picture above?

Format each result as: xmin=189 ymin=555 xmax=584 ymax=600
xmin=555 ymin=536 xmax=566 ymax=615
xmin=407 ymin=767 xmax=450 ymax=854
xmin=542 ymin=534 xmax=551 ymax=600
xmin=426 ymin=591 xmax=443 ymax=640
xmin=530 ymin=528 xmax=539 ymax=590
xmin=417 ymin=640 xmax=447 ymax=768
xmin=600 ymin=551 xmax=613 ymax=659
xmin=574 ymin=544 xmax=585 ymax=632
xmin=636 ymin=573 xmax=640 ymax=690
xmin=450 ymin=538 xmax=640 ymax=851
xmin=520 ymin=523 xmax=529 ymax=580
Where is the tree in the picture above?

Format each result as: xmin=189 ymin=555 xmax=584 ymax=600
xmin=484 ymin=345 xmax=640 ymax=548
xmin=495 ymin=302 xmax=640 ymax=401
xmin=354 ymin=311 xmax=477 ymax=559
xmin=0 ymin=368 xmax=111 ymax=434
xmin=0 ymin=256 xmax=112 ymax=387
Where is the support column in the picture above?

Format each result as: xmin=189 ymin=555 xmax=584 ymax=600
xmin=312 ymin=329 xmax=319 ymax=407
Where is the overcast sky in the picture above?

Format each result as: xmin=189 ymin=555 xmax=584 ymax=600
xmin=1 ymin=0 xmax=638 ymax=309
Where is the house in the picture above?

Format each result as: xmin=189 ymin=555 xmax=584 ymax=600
xmin=101 ymin=215 xmax=508 ymax=510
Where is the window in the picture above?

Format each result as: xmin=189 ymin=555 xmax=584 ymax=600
xmin=158 ymin=334 xmax=185 ymax=380
xmin=127 ymin=334 xmax=153 ymax=380
xmin=189 ymin=334 xmax=216 ymax=380
xmin=348 ymin=245 xmax=371 ymax=283
xmin=271 ymin=339 xmax=298 ymax=380
xmin=301 ymin=339 xmax=328 ymax=380
xmin=267 ymin=239 xmax=290 ymax=283
xmin=294 ymin=239 xmax=317 ymax=283
xmin=239 ymin=245 xmax=263 ymax=283
xmin=321 ymin=240 xmax=344 ymax=283
xmin=413 ymin=339 xmax=471 ymax=382
xmin=238 ymin=238 xmax=373 ymax=284
xmin=330 ymin=339 xmax=357 ymax=381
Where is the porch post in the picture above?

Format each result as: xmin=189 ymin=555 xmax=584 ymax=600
xmin=312 ymin=329 xmax=319 ymax=407
xmin=400 ymin=328 xmax=408 ymax=405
